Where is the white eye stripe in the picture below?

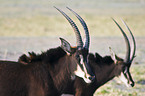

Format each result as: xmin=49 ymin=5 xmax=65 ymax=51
xmin=79 ymin=55 xmax=89 ymax=75
xmin=79 ymin=55 xmax=84 ymax=64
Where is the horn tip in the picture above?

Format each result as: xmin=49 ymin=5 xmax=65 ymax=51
xmin=66 ymin=6 xmax=71 ymax=10
xmin=112 ymin=18 xmax=117 ymax=23
xmin=59 ymin=37 xmax=63 ymax=40
xmin=54 ymin=6 xmax=60 ymax=11
xmin=111 ymin=17 xmax=114 ymax=20
xmin=53 ymin=6 xmax=57 ymax=9
xmin=111 ymin=17 xmax=115 ymax=21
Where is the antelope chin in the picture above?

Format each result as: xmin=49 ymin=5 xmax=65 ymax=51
xmin=118 ymin=72 xmax=134 ymax=87
xmin=124 ymin=81 xmax=131 ymax=88
xmin=118 ymin=72 xmax=129 ymax=87
xmin=83 ymin=78 xmax=92 ymax=83
xmin=125 ymin=83 xmax=131 ymax=87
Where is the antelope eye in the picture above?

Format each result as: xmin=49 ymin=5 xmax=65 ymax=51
xmin=76 ymin=54 xmax=80 ymax=61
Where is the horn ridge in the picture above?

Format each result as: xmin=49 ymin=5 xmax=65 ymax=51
xmin=112 ymin=18 xmax=131 ymax=63
xmin=121 ymin=19 xmax=136 ymax=62
xmin=66 ymin=7 xmax=90 ymax=49
xmin=54 ymin=7 xmax=83 ymax=48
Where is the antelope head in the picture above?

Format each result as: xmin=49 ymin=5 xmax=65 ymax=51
xmin=110 ymin=18 xmax=136 ymax=87
xmin=55 ymin=7 xmax=95 ymax=83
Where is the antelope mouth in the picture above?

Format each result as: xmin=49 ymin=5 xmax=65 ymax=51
xmin=118 ymin=72 xmax=135 ymax=87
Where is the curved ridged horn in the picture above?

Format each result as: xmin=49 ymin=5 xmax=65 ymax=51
xmin=112 ymin=18 xmax=131 ymax=63
xmin=66 ymin=7 xmax=90 ymax=49
xmin=121 ymin=19 xmax=136 ymax=63
xmin=54 ymin=7 xmax=83 ymax=48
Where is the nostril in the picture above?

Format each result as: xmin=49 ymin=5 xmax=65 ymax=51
xmin=88 ymin=76 xmax=95 ymax=81
xmin=131 ymin=82 xmax=135 ymax=87
xmin=88 ymin=77 xmax=92 ymax=80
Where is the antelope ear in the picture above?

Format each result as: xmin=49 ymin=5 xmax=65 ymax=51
xmin=109 ymin=47 xmax=117 ymax=64
xmin=60 ymin=37 xmax=72 ymax=53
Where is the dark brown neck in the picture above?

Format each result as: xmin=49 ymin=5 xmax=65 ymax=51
xmin=87 ymin=53 xmax=117 ymax=92
xmin=46 ymin=54 xmax=76 ymax=93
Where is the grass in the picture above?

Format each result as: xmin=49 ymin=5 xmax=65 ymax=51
xmin=0 ymin=0 xmax=145 ymax=37
xmin=0 ymin=15 xmax=145 ymax=37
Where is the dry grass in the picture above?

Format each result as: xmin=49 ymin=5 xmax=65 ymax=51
xmin=0 ymin=15 xmax=145 ymax=37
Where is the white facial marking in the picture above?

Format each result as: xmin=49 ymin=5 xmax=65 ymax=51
xmin=80 ymin=55 xmax=91 ymax=77
xmin=74 ymin=64 xmax=85 ymax=78
xmin=118 ymin=72 xmax=131 ymax=87
xmin=74 ymin=64 xmax=92 ymax=83
xmin=80 ymin=55 xmax=83 ymax=65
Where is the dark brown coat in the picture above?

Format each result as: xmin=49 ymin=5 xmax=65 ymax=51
xmin=0 ymin=47 xmax=79 ymax=96
xmin=63 ymin=52 xmax=134 ymax=96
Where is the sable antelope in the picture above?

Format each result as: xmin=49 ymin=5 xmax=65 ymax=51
xmin=0 ymin=7 xmax=95 ymax=96
xmin=61 ymin=18 xmax=136 ymax=96
xmin=18 ymin=8 xmax=136 ymax=96
xmin=18 ymin=18 xmax=136 ymax=96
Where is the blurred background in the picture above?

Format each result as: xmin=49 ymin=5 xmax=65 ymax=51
xmin=0 ymin=0 xmax=145 ymax=96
